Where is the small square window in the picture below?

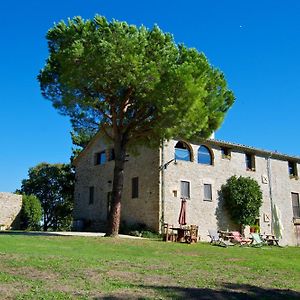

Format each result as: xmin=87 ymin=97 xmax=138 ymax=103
xmin=180 ymin=181 xmax=190 ymax=199
xmin=221 ymin=147 xmax=231 ymax=159
xmin=245 ymin=153 xmax=255 ymax=171
xmin=95 ymin=151 xmax=106 ymax=165
xmin=204 ymin=184 xmax=212 ymax=201
xmin=288 ymin=161 xmax=298 ymax=178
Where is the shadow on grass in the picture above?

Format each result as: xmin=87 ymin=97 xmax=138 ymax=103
xmin=0 ymin=231 xmax=62 ymax=237
xmin=95 ymin=283 xmax=300 ymax=300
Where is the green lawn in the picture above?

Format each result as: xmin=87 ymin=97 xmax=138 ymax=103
xmin=0 ymin=233 xmax=299 ymax=299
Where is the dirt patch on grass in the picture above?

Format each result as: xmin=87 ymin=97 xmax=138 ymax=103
xmin=5 ymin=266 xmax=58 ymax=281
xmin=108 ymin=269 xmax=172 ymax=287
xmin=0 ymin=282 xmax=29 ymax=300
xmin=225 ymin=257 xmax=245 ymax=262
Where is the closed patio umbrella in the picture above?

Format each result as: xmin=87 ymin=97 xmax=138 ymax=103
xmin=178 ymin=198 xmax=187 ymax=226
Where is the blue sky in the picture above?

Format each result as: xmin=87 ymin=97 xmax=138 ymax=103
xmin=1 ymin=0 xmax=300 ymax=192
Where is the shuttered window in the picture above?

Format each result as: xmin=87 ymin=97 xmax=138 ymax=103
xmin=132 ymin=177 xmax=139 ymax=198
xmin=292 ymin=192 xmax=300 ymax=218
xmin=180 ymin=181 xmax=190 ymax=199
xmin=89 ymin=186 xmax=94 ymax=205
xmin=204 ymin=184 xmax=212 ymax=201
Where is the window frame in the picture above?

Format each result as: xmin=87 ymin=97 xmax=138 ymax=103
xmin=292 ymin=192 xmax=300 ymax=219
xmin=245 ymin=153 xmax=256 ymax=171
xmin=203 ymin=183 xmax=213 ymax=201
xmin=95 ymin=150 xmax=107 ymax=165
xmin=180 ymin=180 xmax=191 ymax=199
xmin=221 ymin=147 xmax=231 ymax=159
xmin=288 ymin=161 xmax=298 ymax=178
xmin=174 ymin=141 xmax=192 ymax=162
xmin=198 ymin=145 xmax=213 ymax=165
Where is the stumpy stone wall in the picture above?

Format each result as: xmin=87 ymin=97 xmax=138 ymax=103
xmin=0 ymin=193 xmax=22 ymax=230
xmin=162 ymin=140 xmax=300 ymax=246
xmin=73 ymin=133 xmax=161 ymax=231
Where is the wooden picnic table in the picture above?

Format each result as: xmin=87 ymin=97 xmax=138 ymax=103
xmin=261 ymin=233 xmax=279 ymax=246
xmin=170 ymin=227 xmax=190 ymax=242
xmin=218 ymin=230 xmax=234 ymax=241
xmin=170 ymin=225 xmax=199 ymax=243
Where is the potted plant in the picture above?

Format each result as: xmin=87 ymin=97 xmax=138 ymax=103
xmin=250 ymin=224 xmax=260 ymax=233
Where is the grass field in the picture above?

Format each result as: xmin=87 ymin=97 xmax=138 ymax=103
xmin=0 ymin=233 xmax=299 ymax=299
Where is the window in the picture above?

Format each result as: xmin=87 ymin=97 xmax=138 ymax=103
xmin=292 ymin=193 xmax=300 ymax=218
xmin=198 ymin=145 xmax=213 ymax=165
xmin=175 ymin=141 xmax=192 ymax=162
xmin=288 ymin=161 xmax=298 ymax=177
xmin=108 ymin=149 xmax=115 ymax=161
xmin=89 ymin=186 xmax=94 ymax=205
xmin=245 ymin=153 xmax=255 ymax=171
xmin=95 ymin=151 xmax=106 ymax=165
xmin=221 ymin=147 xmax=231 ymax=159
xmin=132 ymin=177 xmax=139 ymax=198
xmin=95 ymin=149 xmax=114 ymax=165
xmin=204 ymin=184 xmax=212 ymax=201
xmin=180 ymin=181 xmax=190 ymax=199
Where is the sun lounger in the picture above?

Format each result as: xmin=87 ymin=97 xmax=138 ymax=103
xmin=230 ymin=231 xmax=252 ymax=246
xmin=208 ymin=229 xmax=234 ymax=247
xmin=250 ymin=233 xmax=266 ymax=247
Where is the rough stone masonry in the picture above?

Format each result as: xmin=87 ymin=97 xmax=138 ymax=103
xmin=0 ymin=192 xmax=22 ymax=230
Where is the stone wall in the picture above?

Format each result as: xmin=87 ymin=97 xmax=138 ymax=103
xmin=73 ymin=132 xmax=160 ymax=232
xmin=162 ymin=140 xmax=300 ymax=246
xmin=73 ymin=133 xmax=300 ymax=245
xmin=0 ymin=193 xmax=22 ymax=230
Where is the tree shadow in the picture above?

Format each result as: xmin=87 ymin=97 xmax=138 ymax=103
xmin=95 ymin=282 xmax=300 ymax=300
xmin=272 ymin=204 xmax=283 ymax=240
xmin=215 ymin=190 xmax=236 ymax=231
xmin=0 ymin=230 xmax=62 ymax=237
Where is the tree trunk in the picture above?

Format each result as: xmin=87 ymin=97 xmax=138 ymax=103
xmin=105 ymin=135 xmax=127 ymax=237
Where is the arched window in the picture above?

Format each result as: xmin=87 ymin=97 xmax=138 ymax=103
xmin=175 ymin=141 xmax=192 ymax=162
xmin=198 ymin=145 xmax=213 ymax=165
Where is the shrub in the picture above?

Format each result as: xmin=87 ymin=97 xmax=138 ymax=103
xmin=221 ymin=175 xmax=263 ymax=228
xmin=20 ymin=194 xmax=42 ymax=230
xmin=119 ymin=222 xmax=160 ymax=238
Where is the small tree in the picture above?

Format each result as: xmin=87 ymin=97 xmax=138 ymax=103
xmin=221 ymin=175 xmax=263 ymax=229
xmin=19 ymin=163 xmax=74 ymax=231
xmin=20 ymin=194 xmax=42 ymax=230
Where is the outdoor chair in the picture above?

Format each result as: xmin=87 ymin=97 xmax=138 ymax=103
xmin=208 ymin=229 xmax=234 ymax=247
xmin=250 ymin=233 xmax=266 ymax=247
xmin=162 ymin=223 xmax=177 ymax=242
xmin=230 ymin=231 xmax=252 ymax=246
xmin=185 ymin=225 xmax=199 ymax=244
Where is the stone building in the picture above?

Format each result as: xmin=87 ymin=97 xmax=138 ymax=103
xmin=73 ymin=132 xmax=300 ymax=246
xmin=0 ymin=193 xmax=22 ymax=230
